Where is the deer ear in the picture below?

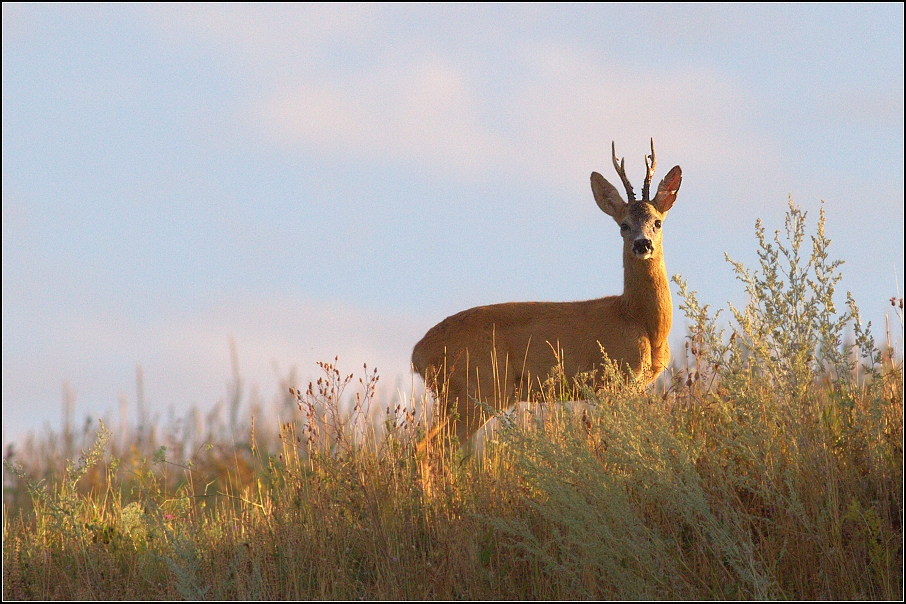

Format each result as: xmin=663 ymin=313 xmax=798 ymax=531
xmin=591 ymin=172 xmax=625 ymax=219
xmin=652 ymin=166 xmax=682 ymax=213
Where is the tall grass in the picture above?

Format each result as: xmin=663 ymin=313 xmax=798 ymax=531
xmin=3 ymin=198 xmax=902 ymax=599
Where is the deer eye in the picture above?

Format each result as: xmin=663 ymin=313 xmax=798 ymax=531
xmin=654 ymin=220 xmax=662 ymax=229
xmin=620 ymin=223 xmax=629 ymax=233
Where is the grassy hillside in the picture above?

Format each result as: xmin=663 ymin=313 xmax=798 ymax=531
xmin=3 ymin=199 xmax=902 ymax=599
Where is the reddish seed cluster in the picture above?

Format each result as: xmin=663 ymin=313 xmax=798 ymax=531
xmin=387 ymin=403 xmax=417 ymax=432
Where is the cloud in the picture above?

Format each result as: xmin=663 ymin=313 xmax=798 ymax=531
xmin=818 ymin=89 xmax=904 ymax=129
xmin=254 ymin=59 xmax=513 ymax=177
xmin=251 ymin=41 xmax=779 ymax=189
xmin=145 ymin=3 xmax=374 ymax=58
xmin=142 ymin=5 xmax=779 ymax=185
xmin=495 ymin=42 xmax=779 ymax=179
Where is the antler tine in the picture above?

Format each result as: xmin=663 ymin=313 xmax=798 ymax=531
xmin=642 ymin=137 xmax=657 ymax=202
xmin=611 ymin=141 xmax=636 ymax=202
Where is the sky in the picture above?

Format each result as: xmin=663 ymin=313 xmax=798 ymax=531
xmin=3 ymin=3 xmax=904 ymax=445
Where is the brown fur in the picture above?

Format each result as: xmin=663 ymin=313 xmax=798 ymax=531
xmin=412 ymin=142 xmax=682 ymax=444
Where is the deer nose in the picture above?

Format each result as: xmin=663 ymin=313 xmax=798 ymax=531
xmin=633 ymin=239 xmax=653 ymax=255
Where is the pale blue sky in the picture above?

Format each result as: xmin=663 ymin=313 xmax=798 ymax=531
xmin=3 ymin=4 xmax=904 ymax=443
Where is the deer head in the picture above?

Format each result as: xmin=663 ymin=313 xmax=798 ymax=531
xmin=590 ymin=139 xmax=682 ymax=261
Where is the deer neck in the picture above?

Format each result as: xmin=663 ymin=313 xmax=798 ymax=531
xmin=620 ymin=253 xmax=672 ymax=345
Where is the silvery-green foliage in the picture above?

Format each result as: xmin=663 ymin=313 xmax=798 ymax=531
xmin=678 ymin=197 xmax=878 ymax=398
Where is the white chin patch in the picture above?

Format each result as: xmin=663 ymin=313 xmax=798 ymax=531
xmin=634 ymin=251 xmax=653 ymax=260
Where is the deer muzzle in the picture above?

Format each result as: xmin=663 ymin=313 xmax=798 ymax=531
xmin=632 ymin=238 xmax=654 ymax=257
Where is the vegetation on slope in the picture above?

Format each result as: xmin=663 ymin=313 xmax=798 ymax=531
xmin=3 ymin=199 xmax=902 ymax=599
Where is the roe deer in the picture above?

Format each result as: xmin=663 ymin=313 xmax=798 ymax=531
xmin=412 ymin=139 xmax=682 ymax=445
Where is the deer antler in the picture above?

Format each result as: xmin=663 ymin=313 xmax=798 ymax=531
xmin=611 ymin=141 xmax=636 ymax=202
xmin=642 ymin=138 xmax=657 ymax=202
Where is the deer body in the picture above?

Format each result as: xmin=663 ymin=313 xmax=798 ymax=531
xmin=412 ymin=140 xmax=682 ymax=445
